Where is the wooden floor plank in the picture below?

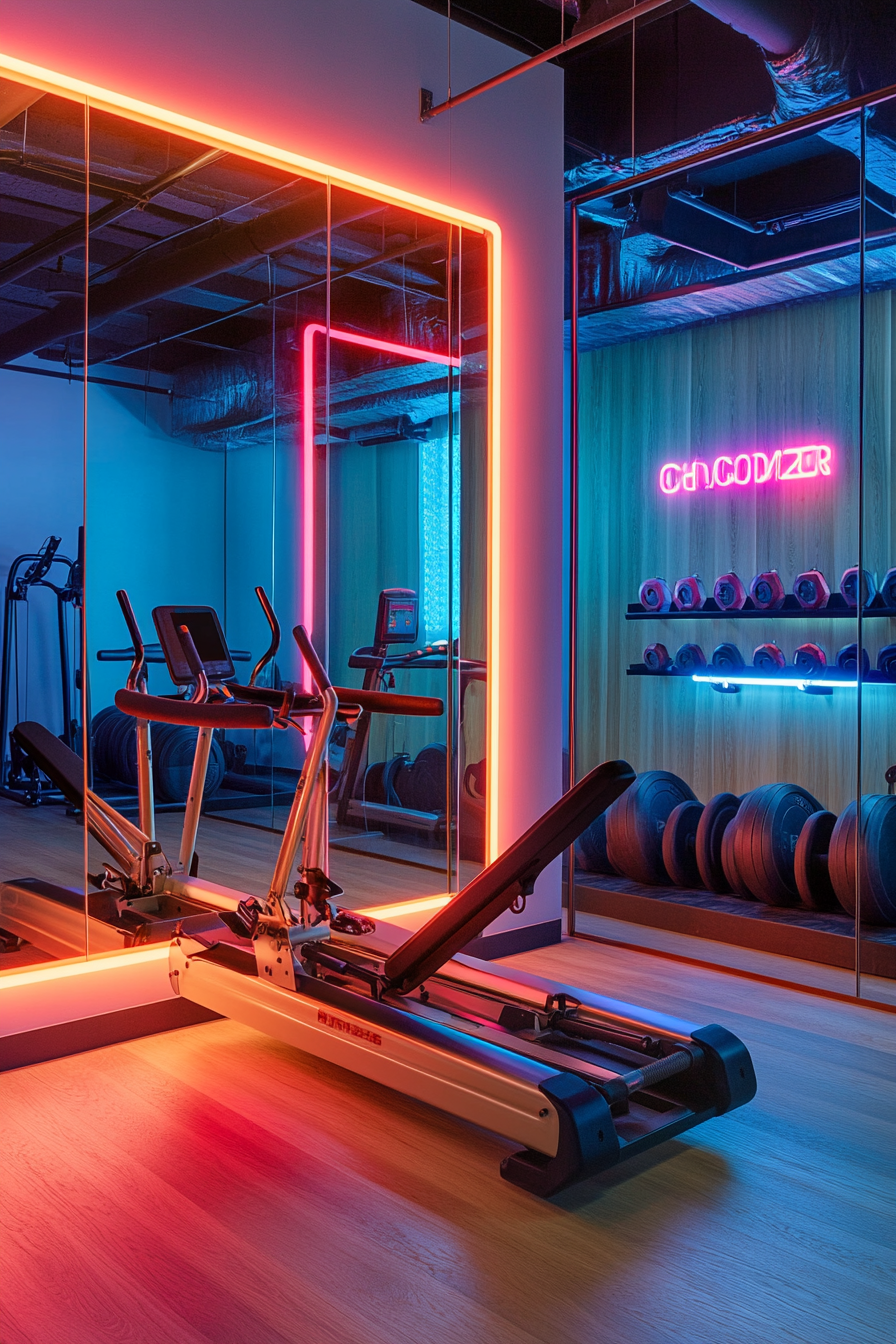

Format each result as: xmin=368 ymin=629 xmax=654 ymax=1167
xmin=2 ymin=933 xmax=893 ymax=1344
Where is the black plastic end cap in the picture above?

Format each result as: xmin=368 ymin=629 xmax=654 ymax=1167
xmin=500 ymin=1071 xmax=620 ymax=1198
xmin=690 ymin=1023 xmax=757 ymax=1114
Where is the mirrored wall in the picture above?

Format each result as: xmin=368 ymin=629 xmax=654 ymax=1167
xmin=0 ymin=73 xmax=490 ymax=976
xmin=569 ymin=93 xmax=896 ymax=1004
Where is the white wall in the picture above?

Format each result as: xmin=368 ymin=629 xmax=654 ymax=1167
xmin=2 ymin=0 xmax=565 ymax=931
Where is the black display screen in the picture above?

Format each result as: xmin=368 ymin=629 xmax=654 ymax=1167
xmin=152 ymin=605 xmax=235 ymax=685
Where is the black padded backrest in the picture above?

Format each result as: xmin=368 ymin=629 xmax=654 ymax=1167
xmin=383 ymin=758 xmax=636 ymax=993
xmin=12 ymin=722 xmax=85 ymax=810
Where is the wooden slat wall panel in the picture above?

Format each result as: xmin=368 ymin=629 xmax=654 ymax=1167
xmin=576 ymin=289 xmax=896 ymax=813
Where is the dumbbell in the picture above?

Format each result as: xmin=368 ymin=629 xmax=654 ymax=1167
xmin=794 ymin=643 xmax=826 ymax=674
xmin=794 ymin=796 xmax=896 ymax=924
xmin=836 ymin=643 xmax=871 ymax=676
xmin=878 ymin=644 xmax=896 ymax=679
xmin=673 ymin=576 xmax=706 ymax=611
xmin=881 ymin=568 xmax=896 ymax=609
xmin=711 ymin=643 xmax=745 ymax=672
xmin=721 ymin=782 xmax=824 ymax=905
xmin=840 ymin=566 xmax=876 ymax=609
xmin=753 ymin=643 xmax=786 ymax=671
xmin=639 ymin=578 xmax=673 ymax=613
xmin=793 ymin=570 xmax=830 ymax=610
xmin=674 ymin=643 xmax=706 ymax=672
xmin=750 ymin=570 xmax=785 ymax=610
xmin=643 ymin=642 xmax=673 ymax=672
xmin=713 ymin=573 xmax=747 ymax=611
xmin=605 ymin=770 xmax=698 ymax=885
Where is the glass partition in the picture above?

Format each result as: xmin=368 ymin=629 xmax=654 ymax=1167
xmin=0 ymin=71 xmax=491 ymax=985
xmin=0 ymin=81 xmax=88 ymax=964
xmin=569 ymin=107 xmax=890 ymax=998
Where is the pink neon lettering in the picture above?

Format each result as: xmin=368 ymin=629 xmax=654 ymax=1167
xmin=659 ymin=463 xmax=682 ymax=494
xmin=712 ymin=456 xmax=735 ymax=488
xmin=682 ymin=460 xmax=710 ymax=492
xmin=660 ymin=445 xmax=834 ymax=495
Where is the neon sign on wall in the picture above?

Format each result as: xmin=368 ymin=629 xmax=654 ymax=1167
xmin=659 ymin=444 xmax=833 ymax=495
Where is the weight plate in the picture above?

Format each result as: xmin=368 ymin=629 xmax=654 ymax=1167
xmin=829 ymin=795 xmax=896 ymax=925
xmin=720 ymin=807 xmax=758 ymax=899
xmin=577 ymin=808 xmax=617 ymax=876
xmin=605 ymin=770 xmax=697 ymax=885
xmin=404 ymin=743 xmax=447 ymax=812
xmin=662 ymin=800 xmax=704 ymax=887
xmin=695 ymin=792 xmax=740 ymax=893
xmin=733 ymin=781 xmax=823 ymax=906
xmin=793 ymin=810 xmax=838 ymax=910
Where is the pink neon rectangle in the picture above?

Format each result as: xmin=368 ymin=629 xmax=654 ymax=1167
xmin=300 ymin=323 xmax=461 ymax=688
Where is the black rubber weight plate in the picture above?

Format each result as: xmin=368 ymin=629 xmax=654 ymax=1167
xmin=695 ymin=793 xmax=740 ymax=893
xmin=793 ymin=810 xmax=839 ymax=910
xmin=829 ymin=795 xmax=896 ymax=925
xmin=662 ymin=800 xmax=704 ymax=887
xmin=720 ymin=803 xmax=758 ymax=900
xmin=577 ymin=809 xmax=617 ymax=875
xmin=605 ymin=770 xmax=697 ymax=885
xmin=734 ymin=782 xmax=822 ymax=906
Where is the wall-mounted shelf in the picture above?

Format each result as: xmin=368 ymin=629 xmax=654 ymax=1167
xmin=626 ymin=594 xmax=896 ymax=620
xmin=628 ymin=663 xmax=896 ymax=694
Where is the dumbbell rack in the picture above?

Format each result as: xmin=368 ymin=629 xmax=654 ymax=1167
xmin=626 ymin=665 xmax=896 ymax=689
xmin=626 ymin=595 xmax=896 ymax=618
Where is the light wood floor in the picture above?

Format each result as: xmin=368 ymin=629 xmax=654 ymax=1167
xmin=2 ymin=930 xmax=894 ymax=1344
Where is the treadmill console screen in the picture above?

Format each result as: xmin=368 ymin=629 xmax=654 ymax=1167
xmin=374 ymin=589 xmax=418 ymax=646
xmin=152 ymin=606 xmax=236 ymax=685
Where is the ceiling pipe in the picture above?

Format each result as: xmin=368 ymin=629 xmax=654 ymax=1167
xmin=691 ymin=0 xmax=812 ymax=57
xmin=0 ymin=147 xmax=226 ymax=291
xmin=0 ymin=190 xmax=381 ymax=364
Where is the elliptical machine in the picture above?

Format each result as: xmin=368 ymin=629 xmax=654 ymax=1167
xmin=334 ymin=588 xmax=486 ymax=855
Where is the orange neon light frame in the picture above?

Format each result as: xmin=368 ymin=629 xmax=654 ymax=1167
xmin=301 ymin=323 xmax=461 ymax=665
xmin=0 ymin=54 xmax=503 ymax=882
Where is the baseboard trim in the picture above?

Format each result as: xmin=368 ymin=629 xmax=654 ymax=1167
xmin=463 ymin=918 xmax=562 ymax=961
xmin=0 ymin=998 xmax=221 ymax=1071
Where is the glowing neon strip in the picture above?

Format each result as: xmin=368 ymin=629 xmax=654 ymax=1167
xmin=356 ymin=893 xmax=452 ymax=920
xmin=301 ymin=324 xmax=460 ymax=681
xmin=0 ymin=944 xmax=168 ymax=988
xmin=660 ymin=445 xmax=833 ymax=495
xmin=0 ymin=51 xmax=502 ymax=887
xmin=692 ymin=674 xmax=857 ymax=690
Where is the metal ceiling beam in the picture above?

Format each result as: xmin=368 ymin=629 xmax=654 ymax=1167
xmin=420 ymin=0 xmax=673 ymax=120
xmin=0 ymin=148 xmax=226 ymax=290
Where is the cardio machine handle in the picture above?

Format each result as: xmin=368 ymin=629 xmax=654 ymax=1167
xmin=293 ymin=625 xmax=333 ymax=696
xmin=250 ymin=586 xmax=281 ymax=687
xmin=115 ymin=688 xmax=274 ymax=731
xmin=332 ymin=686 xmax=444 ymax=717
xmin=116 ymin=589 xmax=146 ymax=691
xmin=176 ymin=624 xmax=210 ymax=703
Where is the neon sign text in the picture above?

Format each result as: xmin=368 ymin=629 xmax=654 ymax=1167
xmin=659 ymin=445 xmax=833 ymax=495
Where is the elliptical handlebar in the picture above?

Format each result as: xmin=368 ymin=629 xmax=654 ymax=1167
xmin=116 ymin=590 xmax=147 ymax=692
xmin=250 ymin=586 xmax=281 ymax=686
xmin=176 ymin=625 xmax=210 ymax=704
